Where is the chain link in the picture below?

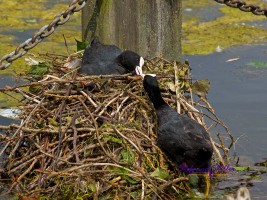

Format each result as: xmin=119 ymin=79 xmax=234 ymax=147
xmin=0 ymin=0 xmax=87 ymax=70
xmin=214 ymin=0 xmax=267 ymax=16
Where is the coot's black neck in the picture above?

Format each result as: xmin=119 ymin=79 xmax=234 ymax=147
xmin=145 ymin=85 xmax=167 ymax=110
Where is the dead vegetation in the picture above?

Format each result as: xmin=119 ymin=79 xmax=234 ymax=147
xmin=0 ymin=53 xmax=233 ymax=199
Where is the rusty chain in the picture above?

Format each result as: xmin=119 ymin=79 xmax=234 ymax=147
xmin=0 ymin=0 xmax=87 ymax=70
xmin=213 ymin=0 xmax=267 ymax=16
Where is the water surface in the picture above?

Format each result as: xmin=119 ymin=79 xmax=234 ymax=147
xmin=185 ymin=44 xmax=267 ymax=199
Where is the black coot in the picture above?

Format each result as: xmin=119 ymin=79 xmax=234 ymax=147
xmin=78 ymin=37 xmax=144 ymax=75
xmin=143 ymin=75 xmax=213 ymax=169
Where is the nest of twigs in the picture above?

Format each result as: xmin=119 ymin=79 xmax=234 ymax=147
xmin=0 ymin=54 xmax=233 ymax=199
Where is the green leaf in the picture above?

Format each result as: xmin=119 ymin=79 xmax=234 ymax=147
xmin=150 ymin=167 xmax=169 ymax=180
xmin=29 ymin=85 xmax=42 ymax=93
xmin=247 ymin=61 xmax=267 ymax=68
xmin=48 ymin=118 xmax=58 ymax=127
xmin=191 ymin=79 xmax=210 ymax=98
xmin=121 ymin=149 xmax=134 ymax=164
xmin=108 ymin=166 xmax=139 ymax=184
xmin=188 ymin=174 xmax=199 ymax=186
xmin=88 ymin=183 xmax=97 ymax=193
xmin=109 ymin=166 xmax=127 ymax=174
xmin=123 ymin=175 xmax=139 ymax=184
xmin=233 ymin=166 xmax=249 ymax=171
xmin=103 ymin=135 xmax=122 ymax=144
xmin=35 ymin=122 xmax=45 ymax=128
xmin=28 ymin=63 xmax=49 ymax=77
xmin=76 ymin=39 xmax=89 ymax=51
xmin=130 ymin=191 xmax=141 ymax=199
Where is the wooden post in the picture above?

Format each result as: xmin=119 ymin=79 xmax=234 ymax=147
xmin=82 ymin=0 xmax=182 ymax=60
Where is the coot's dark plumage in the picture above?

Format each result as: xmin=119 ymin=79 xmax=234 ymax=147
xmin=78 ymin=37 xmax=144 ymax=75
xmin=143 ymin=75 xmax=213 ymax=169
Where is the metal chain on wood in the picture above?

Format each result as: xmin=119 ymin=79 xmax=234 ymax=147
xmin=214 ymin=0 xmax=267 ymax=16
xmin=0 ymin=0 xmax=87 ymax=70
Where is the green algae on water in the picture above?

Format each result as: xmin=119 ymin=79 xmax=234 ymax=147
xmin=182 ymin=0 xmax=267 ymax=55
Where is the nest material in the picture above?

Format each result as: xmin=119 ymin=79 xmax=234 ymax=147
xmin=0 ymin=54 xmax=233 ymax=199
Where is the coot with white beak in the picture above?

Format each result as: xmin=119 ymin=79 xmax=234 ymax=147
xmin=79 ymin=37 xmax=144 ymax=75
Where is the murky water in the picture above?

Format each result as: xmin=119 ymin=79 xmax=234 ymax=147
xmin=0 ymin=74 xmax=24 ymax=126
xmin=185 ymin=44 xmax=267 ymax=161
xmin=185 ymin=44 xmax=267 ymax=198
xmin=183 ymin=4 xmax=223 ymax=23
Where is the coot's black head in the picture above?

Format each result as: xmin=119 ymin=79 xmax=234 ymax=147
xmin=143 ymin=75 xmax=166 ymax=109
xmin=117 ymin=50 xmax=144 ymax=73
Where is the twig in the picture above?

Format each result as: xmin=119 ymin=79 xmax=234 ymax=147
xmin=63 ymin=34 xmax=70 ymax=56
xmin=78 ymin=97 xmax=118 ymax=164
xmin=141 ymin=179 xmax=145 ymax=200
xmin=158 ymin=177 xmax=188 ymax=192
xmin=80 ymin=90 xmax=98 ymax=108
xmin=0 ymin=98 xmax=44 ymax=157
xmin=211 ymin=137 xmax=225 ymax=165
xmin=53 ymin=71 xmax=77 ymax=168
xmin=216 ymin=132 xmax=229 ymax=158
xmin=67 ymin=162 xmax=141 ymax=176
xmin=71 ymin=114 xmax=81 ymax=163
xmin=113 ymin=127 xmax=141 ymax=154
xmin=174 ymin=61 xmax=181 ymax=114
xmin=8 ymin=159 xmax=38 ymax=192
xmin=15 ymin=88 xmax=41 ymax=103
